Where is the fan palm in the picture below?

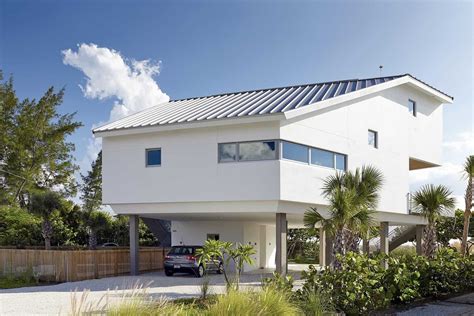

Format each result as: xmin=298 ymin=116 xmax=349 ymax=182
xmin=304 ymin=165 xmax=382 ymax=268
xmin=461 ymin=155 xmax=474 ymax=256
xmin=84 ymin=210 xmax=110 ymax=249
xmin=412 ymin=184 xmax=456 ymax=258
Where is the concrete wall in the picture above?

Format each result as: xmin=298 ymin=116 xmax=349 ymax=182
xmin=279 ymin=85 xmax=443 ymax=213
xmin=102 ymin=84 xmax=443 ymax=215
xmin=170 ymin=221 xmax=274 ymax=271
xmin=102 ymin=121 xmax=280 ymax=205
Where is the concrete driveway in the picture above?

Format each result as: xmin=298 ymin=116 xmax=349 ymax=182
xmin=0 ymin=267 xmax=305 ymax=315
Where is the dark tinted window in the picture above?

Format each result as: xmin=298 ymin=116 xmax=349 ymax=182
xmin=169 ymin=247 xmax=194 ymax=255
xmin=146 ymin=149 xmax=161 ymax=166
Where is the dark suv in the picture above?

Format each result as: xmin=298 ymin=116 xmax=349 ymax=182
xmin=164 ymin=245 xmax=223 ymax=277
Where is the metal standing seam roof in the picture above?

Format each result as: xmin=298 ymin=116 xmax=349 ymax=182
xmin=93 ymin=74 xmax=452 ymax=133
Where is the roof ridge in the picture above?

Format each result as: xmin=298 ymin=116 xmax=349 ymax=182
xmin=170 ymin=74 xmax=408 ymax=102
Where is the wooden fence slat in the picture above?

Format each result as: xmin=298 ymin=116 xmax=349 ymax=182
xmin=0 ymin=247 xmax=169 ymax=282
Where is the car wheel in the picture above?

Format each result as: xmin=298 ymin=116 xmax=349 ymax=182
xmin=196 ymin=265 xmax=204 ymax=278
xmin=165 ymin=269 xmax=174 ymax=276
xmin=217 ymin=263 xmax=223 ymax=274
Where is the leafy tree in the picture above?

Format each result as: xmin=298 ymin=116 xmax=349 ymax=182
xmin=28 ymin=191 xmax=62 ymax=249
xmin=412 ymin=184 xmax=456 ymax=257
xmin=0 ymin=73 xmax=82 ymax=206
xmin=461 ymin=155 xmax=474 ymax=256
xmin=437 ymin=209 xmax=465 ymax=247
xmin=84 ymin=210 xmax=111 ymax=249
xmin=0 ymin=206 xmax=42 ymax=247
xmin=304 ymin=165 xmax=383 ymax=268
xmin=80 ymin=151 xmax=102 ymax=212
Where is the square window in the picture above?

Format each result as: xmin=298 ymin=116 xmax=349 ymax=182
xmin=368 ymin=130 xmax=378 ymax=148
xmin=408 ymin=99 xmax=417 ymax=117
xmin=218 ymin=143 xmax=237 ymax=162
xmin=146 ymin=148 xmax=161 ymax=166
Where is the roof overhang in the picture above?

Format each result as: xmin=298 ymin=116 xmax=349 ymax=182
xmin=284 ymin=75 xmax=453 ymax=121
xmin=93 ymin=112 xmax=285 ymax=138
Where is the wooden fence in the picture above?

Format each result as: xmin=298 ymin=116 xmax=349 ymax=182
xmin=0 ymin=247 xmax=168 ymax=282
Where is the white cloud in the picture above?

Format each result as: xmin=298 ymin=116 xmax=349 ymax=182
xmin=443 ymin=131 xmax=474 ymax=153
xmin=63 ymin=44 xmax=170 ymax=211
xmin=62 ymin=43 xmax=169 ymax=122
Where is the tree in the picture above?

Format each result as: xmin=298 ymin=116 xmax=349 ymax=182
xmin=304 ymin=165 xmax=383 ymax=268
xmin=437 ymin=210 xmax=464 ymax=247
xmin=29 ymin=191 xmax=62 ymax=249
xmin=461 ymin=155 xmax=474 ymax=256
xmin=81 ymin=151 xmax=102 ymax=213
xmin=0 ymin=206 xmax=42 ymax=247
xmin=0 ymin=73 xmax=82 ymax=206
xmin=412 ymin=184 xmax=456 ymax=258
xmin=84 ymin=210 xmax=111 ymax=249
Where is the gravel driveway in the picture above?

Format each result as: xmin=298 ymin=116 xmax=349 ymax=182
xmin=0 ymin=269 xmax=304 ymax=315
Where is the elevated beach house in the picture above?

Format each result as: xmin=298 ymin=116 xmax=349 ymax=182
xmin=93 ymin=74 xmax=453 ymax=275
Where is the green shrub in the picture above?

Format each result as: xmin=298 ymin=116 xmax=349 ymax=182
xmin=262 ymin=272 xmax=294 ymax=295
xmin=299 ymin=249 xmax=474 ymax=315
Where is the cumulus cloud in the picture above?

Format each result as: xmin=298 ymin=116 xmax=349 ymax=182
xmin=62 ymin=43 xmax=169 ymax=122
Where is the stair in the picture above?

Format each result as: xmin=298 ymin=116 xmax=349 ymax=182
xmin=373 ymin=225 xmax=417 ymax=251
xmin=141 ymin=218 xmax=172 ymax=247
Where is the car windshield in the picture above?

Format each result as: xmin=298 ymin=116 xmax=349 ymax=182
xmin=168 ymin=247 xmax=195 ymax=255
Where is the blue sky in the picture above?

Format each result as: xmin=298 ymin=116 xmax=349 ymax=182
xmin=1 ymin=0 xmax=472 ymax=204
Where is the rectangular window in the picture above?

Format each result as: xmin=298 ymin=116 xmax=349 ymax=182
xmin=408 ymin=99 xmax=417 ymax=117
xmin=311 ymin=148 xmax=334 ymax=168
xmin=218 ymin=143 xmax=237 ymax=162
xmin=238 ymin=141 xmax=277 ymax=161
xmin=368 ymin=130 xmax=378 ymax=148
xmin=282 ymin=141 xmax=308 ymax=163
xmin=207 ymin=233 xmax=220 ymax=241
xmin=335 ymin=153 xmax=347 ymax=171
xmin=146 ymin=148 xmax=161 ymax=166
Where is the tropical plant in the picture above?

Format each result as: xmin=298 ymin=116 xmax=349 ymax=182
xmin=28 ymin=191 xmax=62 ymax=249
xmin=0 ymin=206 xmax=42 ymax=247
xmin=304 ymin=165 xmax=383 ymax=268
xmin=461 ymin=155 xmax=474 ymax=256
xmin=196 ymin=239 xmax=256 ymax=290
xmin=412 ymin=184 xmax=456 ymax=257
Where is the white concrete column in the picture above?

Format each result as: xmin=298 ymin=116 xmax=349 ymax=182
xmin=416 ymin=225 xmax=424 ymax=256
xmin=319 ymin=227 xmax=326 ymax=267
xmin=275 ymin=213 xmax=287 ymax=276
xmin=325 ymin=233 xmax=334 ymax=268
xmin=129 ymin=215 xmax=140 ymax=276
xmin=380 ymin=221 xmax=389 ymax=268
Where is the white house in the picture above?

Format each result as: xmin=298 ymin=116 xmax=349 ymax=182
xmin=93 ymin=74 xmax=453 ymax=275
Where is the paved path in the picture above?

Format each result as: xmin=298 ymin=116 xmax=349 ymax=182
xmin=0 ymin=269 xmax=304 ymax=315
xmin=397 ymin=293 xmax=474 ymax=315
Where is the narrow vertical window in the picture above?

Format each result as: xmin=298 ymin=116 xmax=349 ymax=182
xmin=368 ymin=130 xmax=378 ymax=148
xmin=408 ymin=99 xmax=417 ymax=117
xmin=146 ymin=148 xmax=161 ymax=166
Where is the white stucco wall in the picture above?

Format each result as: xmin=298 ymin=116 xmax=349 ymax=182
xmin=102 ymin=121 xmax=280 ymax=205
xmin=170 ymin=221 xmax=274 ymax=271
xmin=102 ymin=84 xmax=443 ymax=216
xmin=279 ymin=85 xmax=443 ymax=213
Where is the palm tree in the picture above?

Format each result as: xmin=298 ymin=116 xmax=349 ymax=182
xmin=84 ymin=210 xmax=110 ymax=249
xmin=29 ymin=191 xmax=62 ymax=250
xmin=304 ymin=165 xmax=383 ymax=268
xmin=412 ymin=184 xmax=456 ymax=258
xmin=461 ymin=155 xmax=474 ymax=256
